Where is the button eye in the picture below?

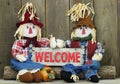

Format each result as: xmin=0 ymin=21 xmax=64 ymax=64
xmin=80 ymin=27 xmax=82 ymax=30
xmin=26 ymin=26 xmax=29 ymax=29
xmin=33 ymin=26 xmax=35 ymax=29
xmin=85 ymin=26 xmax=87 ymax=29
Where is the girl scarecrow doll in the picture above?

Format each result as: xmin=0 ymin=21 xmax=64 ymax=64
xmin=10 ymin=2 xmax=55 ymax=83
xmin=60 ymin=3 xmax=104 ymax=83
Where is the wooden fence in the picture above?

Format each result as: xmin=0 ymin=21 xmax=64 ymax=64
xmin=0 ymin=0 xmax=120 ymax=78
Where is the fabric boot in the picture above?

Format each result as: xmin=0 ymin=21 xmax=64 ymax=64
xmin=60 ymin=70 xmax=75 ymax=83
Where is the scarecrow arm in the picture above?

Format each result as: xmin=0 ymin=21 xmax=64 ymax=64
xmin=11 ymin=40 xmax=28 ymax=62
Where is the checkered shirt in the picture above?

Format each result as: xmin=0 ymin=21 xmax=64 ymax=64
xmin=11 ymin=38 xmax=50 ymax=58
xmin=11 ymin=39 xmax=28 ymax=58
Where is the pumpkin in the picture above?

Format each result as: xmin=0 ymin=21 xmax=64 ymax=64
xmin=40 ymin=66 xmax=55 ymax=82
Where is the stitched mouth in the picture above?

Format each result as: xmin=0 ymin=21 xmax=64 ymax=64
xmin=72 ymin=34 xmax=92 ymax=42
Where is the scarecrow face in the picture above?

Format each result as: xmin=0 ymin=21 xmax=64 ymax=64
xmin=23 ymin=23 xmax=37 ymax=38
xmin=74 ymin=26 xmax=92 ymax=38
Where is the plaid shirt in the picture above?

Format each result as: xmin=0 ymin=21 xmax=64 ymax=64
xmin=11 ymin=38 xmax=50 ymax=58
xmin=11 ymin=39 xmax=28 ymax=58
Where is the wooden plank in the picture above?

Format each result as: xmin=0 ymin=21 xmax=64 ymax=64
xmin=117 ymin=0 xmax=120 ymax=77
xmin=94 ymin=0 xmax=119 ymax=76
xmin=0 ymin=0 xmax=21 ymax=78
xmin=70 ymin=0 xmax=93 ymax=5
xmin=46 ymin=0 xmax=70 ymax=40
xmin=31 ymin=48 xmax=84 ymax=66
xmin=70 ymin=0 xmax=81 ymax=7
xmin=22 ymin=0 xmax=46 ymax=36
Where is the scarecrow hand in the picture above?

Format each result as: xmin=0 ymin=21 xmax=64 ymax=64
xmin=91 ymin=38 xmax=96 ymax=44
xmin=16 ymin=54 xmax=27 ymax=62
xmin=70 ymin=74 xmax=79 ymax=82
xmin=92 ymin=53 xmax=103 ymax=61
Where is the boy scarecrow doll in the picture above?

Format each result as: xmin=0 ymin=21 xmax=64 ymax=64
xmin=10 ymin=2 xmax=54 ymax=83
xmin=60 ymin=3 xmax=104 ymax=83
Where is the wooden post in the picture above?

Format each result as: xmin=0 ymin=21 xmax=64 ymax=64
xmin=46 ymin=0 xmax=70 ymax=40
xmin=94 ymin=0 xmax=119 ymax=77
xmin=0 ymin=0 xmax=21 ymax=78
xmin=117 ymin=0 xmax=120 ymax=77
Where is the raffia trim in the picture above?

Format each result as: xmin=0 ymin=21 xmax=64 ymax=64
xmin=18 ymin=2 xmax=39 ymax=21
xmin=67 ymin=2 xmax=95 ymax=22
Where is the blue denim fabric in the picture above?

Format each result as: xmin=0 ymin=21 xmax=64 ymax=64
xmin=63 ymin=60 xmax=100 ymax=80
xmin=10 ymin=47 xmax=44 ymax=71
xmin=63 ymin=64 xmax=79 ymax=74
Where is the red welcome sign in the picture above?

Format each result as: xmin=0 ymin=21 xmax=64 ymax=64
xmin=31 ymin=48 xmax=84 ymax=66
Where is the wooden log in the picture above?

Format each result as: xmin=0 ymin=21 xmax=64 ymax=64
xmin=98 ymin=66 xmax=116 ymax=79
xmin=3 ymin=65 xmax=116 ymax=80
xmin=52 ymin=66 xmax=62 ymax=79
xmin=3 ymin=66 xmax=17 ymax=80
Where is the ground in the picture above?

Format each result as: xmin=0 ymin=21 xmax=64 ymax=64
xmin=0 ymin=79 xmax=120 ymax=84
